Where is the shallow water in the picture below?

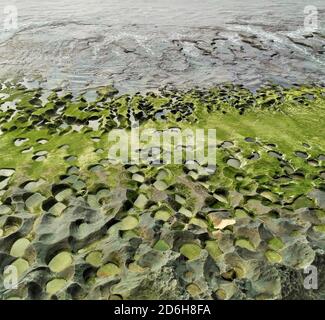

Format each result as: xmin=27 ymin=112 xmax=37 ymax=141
xmin=0 ymin=0 xmax=324 ymax=93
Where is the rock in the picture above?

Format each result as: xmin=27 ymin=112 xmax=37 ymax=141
xmin=46 ymin=279 xmax=67 ymax=295
xmin=235 ymin=239 xmax=255 ymax=251
xmin=85 ymin=251 xmax=103 ymax=267
xmin=205 ymin=240 xmax=222 ymax=260
xmin=10 ymin=258 xmax=29 ymax=277
xmin=97 ymin=263 xmax=121 ymax=278
xmin=179 ymin=243 xmax=201 ymax=260
xmin=308 ymin=189 xmax=325 ymax=209
xmin=153 ymin=240 xmax=170 ymax=251
xmin=48 ymin=252 xmax=73 ymax=273
xmin=265 ymin=250 xmax=282 ymax=263
xmin=10 ymin=238 xmax=31 ymax=257
xmin=119 ymin=216 xmax=139 ymax=230
xmin=134 ymin=194 xmax=148 ymax=209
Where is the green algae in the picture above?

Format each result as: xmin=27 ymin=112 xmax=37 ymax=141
xmin=180 ymin=243 xmax=202 ymax=260
xmin=119 ymin=216 xmax=139 ymax=231
xmin=48 ymin=252 xmax=73 ymax=273
xmin=10 ymin=238 xmax=30 ymax=257
xmin=153 ymin=240 xmax=171 ymax=251
xmin=0 ymin=82 xmax=324 ymax=300
xmin=85 ymin=251 xmax=103 ymax=267
xmin=10 ymin=258 xmax=29 ymax=278
xmin=235 ymin=238 xmax=256 ymax=252
xmin=205 ymin=240 xmax=222 ymax=260
xmin=46 ymin=279 xmax=67 ymax=295
xmin=265 ymin=250 xmax=283 ymax=263
xmin=97 ymin=263 xmax=121 ymax=278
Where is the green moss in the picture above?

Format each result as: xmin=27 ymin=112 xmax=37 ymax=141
xmin=205 ymin=240 xmax=222 ymax=260
xmin=268 ymin=238 xmax=284 ymax=251
xmin=10 ymin=258 xmax=29 ymax=277
xmin=235 ymin=239 xmax=256 ymax=251
xmin=48 ymin=252 xmax=73 ymax=273
xmin=85 ymin=251 xmax=103 ymax=267
xmin=153 ymin=240 xmax=170 ymax=251
xmin=313 ymin=225 xmax=325 ymax=233
xmin=265 ymin=250 xmax=282 ymax=263
xmin=97 ymin=263 xmax=121 ymax=278
xmin=119 ymin=216 xmax=139 ymax=231
xmin=10 ymin=238 xmax=30 ymax=257
xmin=1 ymin=83 xmax=325 ymax=300
xmin=154 ymin=210 xmax=171 ymax=221
xmin=46 ymin=279 xmax=67 ymax=295
xmin=179 ymin=243 xmax=201 ymax=260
